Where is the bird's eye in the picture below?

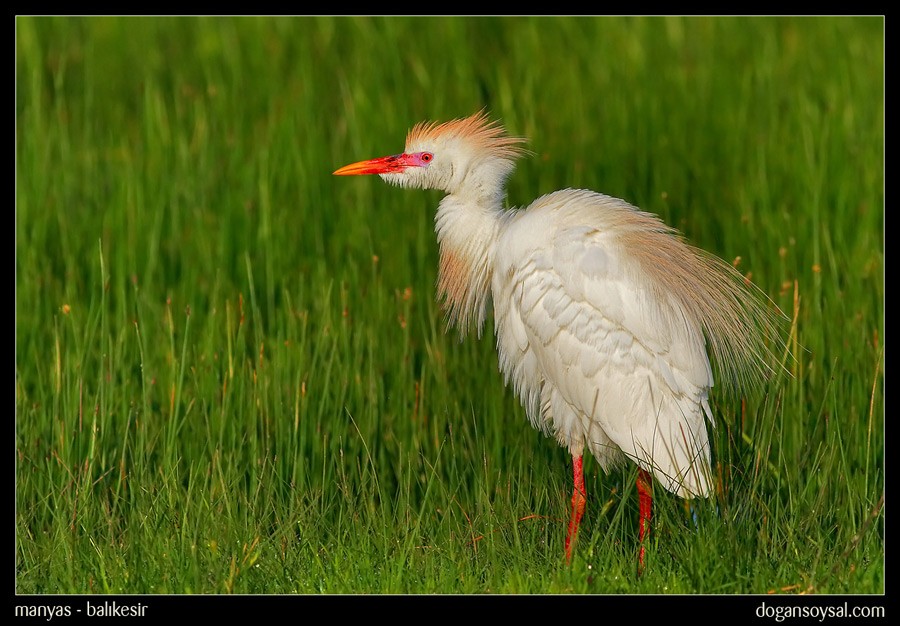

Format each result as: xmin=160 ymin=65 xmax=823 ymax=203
xmin=420 ymin=152 xmax=433 ymax=163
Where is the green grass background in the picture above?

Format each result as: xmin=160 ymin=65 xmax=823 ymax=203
xmin=16 ymin=16 xmax=883 ymax=594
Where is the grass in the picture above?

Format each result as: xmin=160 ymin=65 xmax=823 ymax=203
xmin=16 ymin=16 xmax=883 ymax=595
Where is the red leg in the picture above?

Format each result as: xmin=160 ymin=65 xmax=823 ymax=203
xmin=637 ymin=468 xmax=653 ymax=573
xmin=565 ymin=455 xmax=586 ymax=563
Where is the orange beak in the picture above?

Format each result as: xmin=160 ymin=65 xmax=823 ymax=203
xmin=333 ymin=154 xmax=413 ymax=176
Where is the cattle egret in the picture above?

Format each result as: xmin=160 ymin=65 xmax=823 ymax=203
xmin=334 ymin=111 xmax=781 ymax=569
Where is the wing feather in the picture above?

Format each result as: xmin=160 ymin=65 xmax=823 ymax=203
xmin=494 ymin=190 xmax=718 ymax=497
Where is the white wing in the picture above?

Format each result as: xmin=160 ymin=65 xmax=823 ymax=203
xmin=493 ymin=190 xmax=715 ymax=498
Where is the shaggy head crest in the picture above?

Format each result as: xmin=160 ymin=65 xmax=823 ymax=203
xmin=405 ymin=111 xmax=528 ymax=165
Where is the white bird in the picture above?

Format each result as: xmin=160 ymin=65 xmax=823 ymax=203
xmin=334 ymin=111 xmax=780 ymax=569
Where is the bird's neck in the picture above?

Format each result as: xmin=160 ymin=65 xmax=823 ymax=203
xmin=434 ymin=193 xmax=504 ymax=336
